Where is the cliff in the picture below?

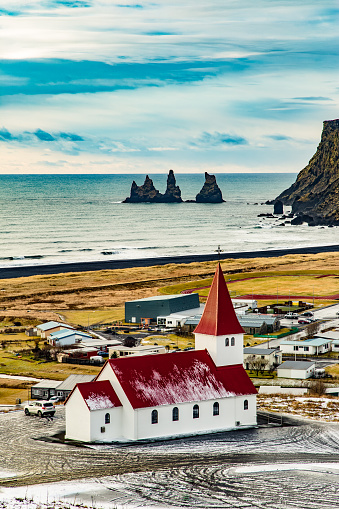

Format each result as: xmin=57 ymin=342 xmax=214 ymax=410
xmin=123 ymin=170 xmax=183 ymax=203
xmin=195 ymin=172 xmax=224 ymax=203
xmin=275 ymin=119 xmax=339 ymax=225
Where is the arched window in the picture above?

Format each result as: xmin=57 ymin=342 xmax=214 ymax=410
xmin=193 ymin=404 xmax=199 ymax=419
xmin=151 ymin=409 xmax=158 ymax=424
xmin=231 ymin=337 xmax=235 ymax=346
xmin=105 ymin=413 xmax=110 ymax=424
xmin=225 ymin=337 xmax=229 ymax=347
xmin=244 ymin=399 xmax=248 ymax=410
xmin=172 ymin=407 xmax=179 ymax=421
xmin=213 ymin=402 xmax=219 ymax=416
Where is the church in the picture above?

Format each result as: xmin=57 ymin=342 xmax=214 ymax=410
xmin=65 ymin=264 xmax=257 ymax=442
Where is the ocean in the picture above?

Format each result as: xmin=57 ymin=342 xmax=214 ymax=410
xmin=0 ymin=173 xmax=337 ymax=268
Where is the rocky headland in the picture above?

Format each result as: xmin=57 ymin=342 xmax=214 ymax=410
xmin=274 ymin=119 xmax=339 ymax=226
xmin=123 ymin=170 xmax=224 ymax=203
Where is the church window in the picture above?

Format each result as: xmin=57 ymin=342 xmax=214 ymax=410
xmin=105 ymin=413 xmax=110 ymax=424
xmin=225 ymin=338 xmax=229 ymax=347
xmin=172 ymin=407 xmax=179 ymax=421
xmin=213 ymin=402 xmax=219 ymax=416
xmin=193 ymin=404 xmax=199 ymax=419
xmin=231 ymin=337 xmax=235 ymax=346
xmin=244 ymin=400 xmax=249 ymax=410
xmin=151 ymin=409 xmax=158 ymax=424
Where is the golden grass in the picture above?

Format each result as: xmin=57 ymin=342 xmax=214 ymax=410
xmin=61 ymin=307 xmax=124 ymax=327
xmin=0 ymin=387 xmax=29 ymax=405
xmin=326 ymin=364 xmax=339 ymax=378
xmin=142 ymin=334 xmax=194 ymax=350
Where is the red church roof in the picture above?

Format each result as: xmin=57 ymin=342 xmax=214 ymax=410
xmin=73 ymin=380 xmax=122 ymax=411
xmin=106 ymin=350 xmax=256 ymax=409
xmin=194 ymin=263 xmax=244 ymax=336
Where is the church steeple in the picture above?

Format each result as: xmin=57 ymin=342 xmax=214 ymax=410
xmin=194 ymin=263 xmax=244 ymax=336
xmin=194 ymin=263 xmax=244 ymax=367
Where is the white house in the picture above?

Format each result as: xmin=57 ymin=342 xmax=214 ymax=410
xmin=48 ymin=329 xmax=92 ymax=347
xmin=109 ymin=344 xmax=166 ymax=358
xmin=35 ymin=321 xmax=75 ymax=339
xmin=65 ymin=264 xmax=257 ymax=442
xmin=280 ymin=338 xmax=332 ymax=355
xmin=243 ymin=347 xmax=282 ymax=371
xmin=277 ymin=361 xmax=315 ymax=379
xmin=315 ymin=330 xmax=339 ymax=352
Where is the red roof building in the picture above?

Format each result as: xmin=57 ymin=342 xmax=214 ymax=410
xmin=194 ymin=263 xmax=244 ymax=336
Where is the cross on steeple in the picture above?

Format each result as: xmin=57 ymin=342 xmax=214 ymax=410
xmin=214 ymin=245 xmax=224 ymax=261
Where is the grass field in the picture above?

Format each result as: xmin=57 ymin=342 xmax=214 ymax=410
xmin=61 ymin=307 xmax=125 ymax=327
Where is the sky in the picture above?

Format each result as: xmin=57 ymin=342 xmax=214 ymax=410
xmin=0 ymin=0 xmax=338 ymax=174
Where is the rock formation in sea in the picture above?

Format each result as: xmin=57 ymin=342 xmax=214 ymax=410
xmin=123 ymin=170 xmax=183 ymax=203
xmin=162 ymin=169 xmax=182 ymax=203
xmin=274 ymin=119 xmax=339 ymax=225
xmin=195 ymin=172 xmax=224 ymax=203
xmin=273 ymin=200 xmax=283 ymax=215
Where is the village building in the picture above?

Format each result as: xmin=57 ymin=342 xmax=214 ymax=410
xmin=243 ymin=347 xmax=282 ymax=371
xmin=31 ymin=379 xmax=63 ymax=400
xmin=109 ymin=344 xmax=166 ymax=358
xmin=125 ymin=293 xmax=200 ymax=324
xmin=65 ymin=264 xmax=257 ymax=442
xmin=279 ymin=338 xmax=332 ymax=355
xmin=315 ymin=330 xmax=339 ymax=352
xmin=239 ymin=314 xmax=280 ymax=335
xmin=35 ymin=321 xmax=75 ymax=339
xmin=277 ymin=360 xmax=315 ymax=379
xmin=55 ymin=374 xmax=96 ymax=401
xmin=48 ymin=329 xmax=92 ymax=347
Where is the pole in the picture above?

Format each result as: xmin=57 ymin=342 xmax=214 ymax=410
xmin=277 ymin=284 xmax=278 ymax=305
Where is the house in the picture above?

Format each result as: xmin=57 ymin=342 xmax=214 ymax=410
xmin=315 ymin=330 xmax=339 ymax=352
xmin=48 ymin=329 xmax=92 ymax=347
xmin=57 ymin=347 xmax=98 ymax=363
xmin=55 ymin=374 xmax=96 ymax=401
xmin=125 ymin=293 xmax=200 ymax=324
xmin=35 ymin=321 xmax=75 ymax=339
xmin=109 ymin=344 xmax=166 ymax=358
xmin=157 ymin=305 xmax=205 ymax=328
xmin=243 ymin=347 xmax=282 ymax=371
xmin=277 ymin=360 xmax=315 ymax=379
xmin=280 ymin=338 xmax=332 ymax=355
xmin=31 ymin=379 xmax=63 ymax=400
xmin=239 ymin=314 xmax=281 ymax=335
xmin=65 ymin=263 xmax=257 ymax=442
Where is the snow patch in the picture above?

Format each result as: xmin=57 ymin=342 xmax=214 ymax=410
xmin=85 ymin=393 xmax=115 ymax=410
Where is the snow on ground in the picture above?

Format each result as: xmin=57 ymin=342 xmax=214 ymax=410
xmin=258 ymin=394 xmax=339 ymax=421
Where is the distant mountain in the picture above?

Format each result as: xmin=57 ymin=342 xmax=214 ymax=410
xmin=275 ymin=119 xmax=339 ymax=225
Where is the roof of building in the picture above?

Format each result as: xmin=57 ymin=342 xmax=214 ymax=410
xmin=277 ymin=361 xmax=315 ymax=370
xmin=110 ymin=345 xmax=165 ymax=352
xmin=106 ymin=349 xmax=256 ymax=409
xmin=302 ymin=338 xmax=332 ymax=346
xmin=32 ymin=379 xmax=63 ymax=389
xmin=56 ymin=374 xmax=96 ymax=391
xmin=315 ymin=331 xmax=339 ymax=341
xmin=239 ymin=314 xmax=279 ymax=325
xmin=194 ymin=263 xmax=244 ymax=336
xmin=75 ymin=380 xmax=122 ymax=411
xmin=244 ymin=348 xmax=279 ymax=355
xmin=36 ymin=321 xmax=74 ymax=331
xmin=128 ymin=294 xmax=197 ymax=303
xmin=49 ymin=329 xmax=91 ymax=339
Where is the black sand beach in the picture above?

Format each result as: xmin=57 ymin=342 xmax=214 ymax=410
xmin=1 ymin=244 xmax=339 ymax=279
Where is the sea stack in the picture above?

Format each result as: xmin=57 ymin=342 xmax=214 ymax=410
xmin=274 ymin=119 xmax=339 ymax=225
xmin=162 ymin=169 xmax=183 ymax=203
xmin=123 ymin=170 xmax=183 ymax=203
xmin=195 ymin=172 xmax=224 ymax=203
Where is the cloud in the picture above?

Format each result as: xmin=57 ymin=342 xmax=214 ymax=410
xmin=292 ymin=96 xmax=332 ymax=101
xmin=117 ymin=4 xmax=144 ymax=8
xmin=59 ymin=132 xmax=84 ymax=141
xmin=53 ymin=0 xmax=91 ymax=7
xmin=197 ymin=131 xmax=248 ymax=147
xmin=266 ymin=134 xmax=293 ymax=141
xmin=0 ymin=127 xmax=15 ymax=140
xmin=33 ymin=129 xmax=55 ymax=141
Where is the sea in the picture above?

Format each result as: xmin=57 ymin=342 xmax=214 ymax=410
xmin=0 ymin=173 xmax=337 ymax=269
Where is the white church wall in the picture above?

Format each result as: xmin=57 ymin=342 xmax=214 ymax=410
xmin=195 ymin=333 xmax=244 ymax=367
xmin=89 ymin=407 xmax=123 ymax=442
xmin=234 ymin=394 xmax=257 ymax=426
xmin=96 ymin=363 xmax=136 ymax=440
xmin=134 ymin=397 xmax=246 ymax=441
xmin=65 ymin=388 xmax=91 ymax=442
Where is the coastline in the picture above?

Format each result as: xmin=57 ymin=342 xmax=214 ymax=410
xmin=1 ymin=244 xmax=339 ymax=279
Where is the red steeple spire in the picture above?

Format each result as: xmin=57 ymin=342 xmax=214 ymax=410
xmin=194 ymin=263 xmax=244 ymax=336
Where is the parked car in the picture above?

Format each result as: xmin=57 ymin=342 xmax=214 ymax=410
xmin=301 ymin=311 xmax=314 ymax=317
xmin=284 ymin=312 xmax=299 ymax=319
xmin=49 ymin=396 xmax=60 ymax=403
xmin=298 ymin=318 xmax=312 ymax=325
xmin=24 ymin=400 xmax=55 ymax=417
